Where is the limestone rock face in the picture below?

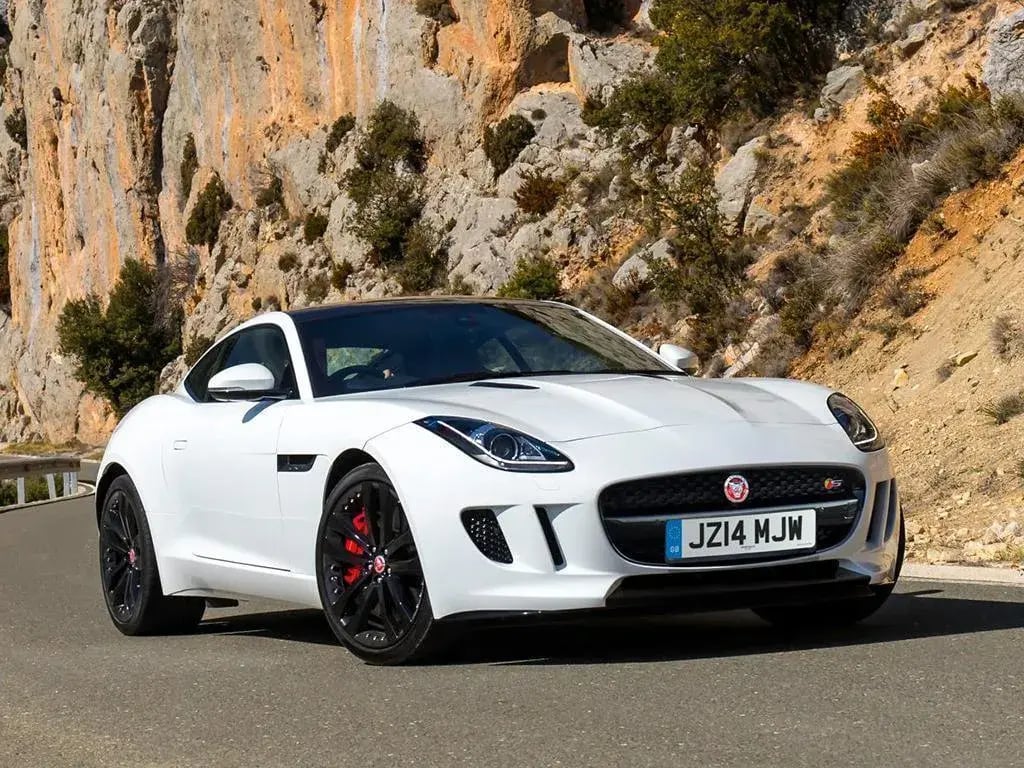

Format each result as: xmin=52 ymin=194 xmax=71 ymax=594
xmin=983 ymin=10 xmax=1024 ymax=101
xmin=0 ymin=0 xmax=659 ymax=443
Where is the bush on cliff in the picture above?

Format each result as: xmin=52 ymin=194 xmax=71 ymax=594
xmin=185 ymin=175 xmax=233 ymax=249
xmin=344 ymin=101 xmax=432 ymax=270
xmin=180 ymin=133 xmax=198 ymax=199
xmin=58 ymin=260 xmax=182 ymax=417
xmin=591 ymin=0 xmax=845 ymax=138
xmin=483 ymin=115 xmax=535 ymax=176
xmin=497 ymin=256 xmax=561 ymax=300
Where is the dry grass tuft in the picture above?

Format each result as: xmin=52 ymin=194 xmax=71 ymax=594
xmin=980 ymin=392 xmax=1024 ymax=425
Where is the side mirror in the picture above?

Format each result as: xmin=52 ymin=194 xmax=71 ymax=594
xmin=207 ymin=363 xmax=278 ymax=401
xmin=658 ymin=343 xmax=700 ymax=374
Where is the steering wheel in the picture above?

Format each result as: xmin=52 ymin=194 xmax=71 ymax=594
xmin=327 ymin=364 xmax=385 ymax=384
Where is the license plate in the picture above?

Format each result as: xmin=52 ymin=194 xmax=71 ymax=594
xmin=665 ymin=509 xmax=817 ymax=561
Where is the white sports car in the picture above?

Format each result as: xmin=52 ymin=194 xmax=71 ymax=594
xmin=96 ymin=298 xmax=904 ymax=664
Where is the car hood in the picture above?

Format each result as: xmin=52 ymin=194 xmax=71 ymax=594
xmin=342 ymin=374 xmax=834 ymax=443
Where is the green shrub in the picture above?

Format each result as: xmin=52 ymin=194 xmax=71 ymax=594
xmin=640 ymin=166 xmax=752 ymax=358
xmin=304 ymin=273 xmax=330 ymax=303
xmin=5 ymin=107 xmax=26 ymax=150
xmin=185 ymin=175 xmax=233 ymax=249
xmin=483 ymin=115 xmax=535 ymax=176
xmin=582 ymin=76 xmax=676 ymax=141
xmin=343 ymin=101 xmax=428 ymax=264
xmin=350 ymin=101 xmax=425 ymax=176
xmin=514 ymin=169 xmax=565 ymax=215
xmin=648 ymin=0 xmax=845 ymax=130
xmin=303 ymin=211 xmax=329 ymax=244
xmin=331 ymin=260 xmax=354 ymax=291
xmin=180 ymin=133 xmax=198 ymax=199
xmin=415 ymin=0 xmax=458 ymax=25
xmin=0 ymin=225 xmax=9 ymax=306
xmin=255 ymin=176 xmax=285 ymax=210
xmin=184 ymin=333 xmax=213 ymax=366
xmin=394 ymin=222 xmax=449 ymax=293
xmin=448 ymin=273 xmax=472 ymax=295
xmin=57 ymin=260 xmax=182 ymax=417
xmin=278 ymin=252 xmax=299 ymax=271
xmin=325 ymin=114 xmax=356 ymax=154
xmin=0 ymin=475 xmax=66 ymax=507
xmin=497 ymin=256 xmax=561 ymax=300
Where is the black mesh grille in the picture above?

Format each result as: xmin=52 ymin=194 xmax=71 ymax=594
xmin=601 ymin=465 xmax=864 ymax=518
xmin=461 ymin=509 xmax=513 ymax=564
xmin=599 ymin=465 xmax=866 ymax=567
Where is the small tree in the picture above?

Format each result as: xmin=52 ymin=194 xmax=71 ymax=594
xmin=186 ymin=175 xmax=233 ymax=249
xmin=180 ymin=133 xmax=198 ymax=199
xmin=58 ymin=260 xmax=182 ymax=417
xmin=483 ymin=115 xmax=535 ymax=176
xmin=497 ymin=256 xmax=561 ymax=300
xmin=325 ymin=114 xmax=356 ymax=154
xmin=303 ymin=211 xmax=329 ymax=244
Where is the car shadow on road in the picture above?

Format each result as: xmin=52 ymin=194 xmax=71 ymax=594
xmin=191 ymin=588 xmax=1024 ymax=664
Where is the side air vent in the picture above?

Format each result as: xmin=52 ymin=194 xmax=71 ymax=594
xmin=535 ymin=507 xmax=565 ymax=568
xmin=867 ymin=480 xmax=891 ymax=546
xmin=461 ymin=509 xmax=513 ymax=564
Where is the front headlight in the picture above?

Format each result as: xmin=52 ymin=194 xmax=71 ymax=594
xmin=828 ymin=393 xmax=885 ymax=452
xmin=416 ymin=417 xmax=574 ymax=472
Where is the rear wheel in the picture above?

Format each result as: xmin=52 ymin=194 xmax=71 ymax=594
xmin=316 ymin=464 xmax=444 ymax=665
xmin=754 ymin=512 xmax=905 ymax=629
xmin=99 ymin=475 xmax=205 ymax=635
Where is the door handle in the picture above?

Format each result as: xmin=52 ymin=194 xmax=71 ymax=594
xmin=172 ymin=439 xmax=188 ymax=451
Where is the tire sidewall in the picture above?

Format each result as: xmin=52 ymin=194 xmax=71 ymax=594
xmin=315 ymin=463 xmax=438 ymax=665
xmin=99 ymin=475 xmax=164 ymax=634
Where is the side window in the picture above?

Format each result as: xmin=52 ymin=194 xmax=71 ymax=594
xmin=185 ymin=325 xmax=297 ymax=402
xmin=184 ymin=337 xmax=236 ymax=402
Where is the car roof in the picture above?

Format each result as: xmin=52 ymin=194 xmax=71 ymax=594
xmin=285 ymin=296 xmax=567 ymax=322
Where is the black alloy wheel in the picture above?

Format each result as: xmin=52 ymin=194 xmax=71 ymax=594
xmin=98 ymin=475 xmax=205 ymax=635
xmin=316 ymin=464 xmax=442 ymax=664
xmin=100 ymin=486 xmax=144 ymax=623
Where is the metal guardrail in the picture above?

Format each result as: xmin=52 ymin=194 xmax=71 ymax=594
xmin=0 ymin=456 xmax=81 ymax=506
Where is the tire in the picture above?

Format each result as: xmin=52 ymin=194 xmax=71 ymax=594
xmin=754 ymin=511 xmax=905 ymax=629
xmin=316 ymin=463 xmax=446 ymax=665
xmin=98 ymin=475 xmax=206 ymax=635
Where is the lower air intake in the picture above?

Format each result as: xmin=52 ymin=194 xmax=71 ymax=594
xmin=461 ymin=509 xmax=513 ymax=564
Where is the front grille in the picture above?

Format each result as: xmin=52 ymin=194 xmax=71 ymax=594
xmin=599 ymin=465 xmax=866 ymax=567
xmin=461 ymin=509 xmax=513 ymax=564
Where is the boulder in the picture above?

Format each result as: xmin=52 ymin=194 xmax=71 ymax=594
xmin=820 ymin=65 xmax=865 ymax=110
xmin=568 ymin=35 xmax=655 ymax=105
xmin=613 ymin=238 xmax=671 ymax=290
xmin=714 ymin=136 xmax=766 ymax=231
xmin=612 ymin=254 xmax=651 ymax=290
xmin=983 ymin=10 xmax=1024 ymax=101
xmin=896 ymin=21 xmax=930 ymax=58
xmin=745 ymin=204 xmax=777 ymax=238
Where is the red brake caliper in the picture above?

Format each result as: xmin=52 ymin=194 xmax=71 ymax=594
xmin=342 ymin=509 xmax=370 ymax=585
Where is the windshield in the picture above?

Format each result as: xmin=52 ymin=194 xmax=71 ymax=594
xmin=292 ymin=301 xmax=675 ymax=397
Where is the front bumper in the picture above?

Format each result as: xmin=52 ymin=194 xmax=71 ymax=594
xmin=369 ymin=422 xmax=901 ymax=620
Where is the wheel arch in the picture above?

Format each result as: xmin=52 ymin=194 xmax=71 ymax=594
xmin=95 ymin=462 xmax=129 ymax=528
xmin=323 ymin=448 xmax=378 ymax=505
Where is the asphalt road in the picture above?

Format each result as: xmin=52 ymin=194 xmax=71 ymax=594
xmin=1 ymin=495 xmax=1022 ymax=768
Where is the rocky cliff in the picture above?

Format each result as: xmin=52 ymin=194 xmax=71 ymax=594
xmin=0 ymin=0 xmax=667 ymax=441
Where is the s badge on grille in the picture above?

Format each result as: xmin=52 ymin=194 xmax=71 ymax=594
xmin=723 ymin=474 xmax=750 ymax=503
